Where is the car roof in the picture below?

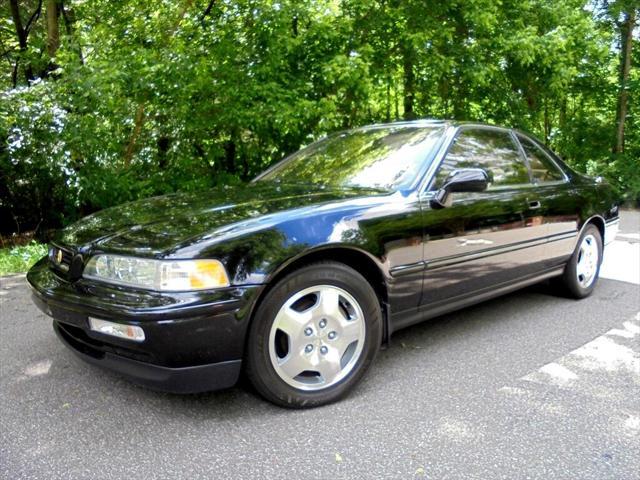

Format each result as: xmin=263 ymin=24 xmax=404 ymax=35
xmin=352 ymin=119 xmax=510 ymax=132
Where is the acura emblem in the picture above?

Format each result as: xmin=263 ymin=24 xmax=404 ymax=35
xmin=56 ymin=249 xmax=63 ymax=264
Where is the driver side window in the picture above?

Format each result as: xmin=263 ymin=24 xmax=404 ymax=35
xmin=433 ymin=128 xmax=530 ymax=189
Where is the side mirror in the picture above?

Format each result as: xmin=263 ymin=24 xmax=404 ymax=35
xmin=430 ymin=168 xmax=489 ymax=209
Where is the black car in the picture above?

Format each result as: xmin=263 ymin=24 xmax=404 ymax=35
xmin=27 ymin=120 xmax=620 ymax=408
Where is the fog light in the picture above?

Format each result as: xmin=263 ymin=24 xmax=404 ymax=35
xmin=88 ymin=317 xmax=145 ymax=342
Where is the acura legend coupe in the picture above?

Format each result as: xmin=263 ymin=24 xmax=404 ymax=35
xmin=27 ymin=120 xmax=620 ymax=407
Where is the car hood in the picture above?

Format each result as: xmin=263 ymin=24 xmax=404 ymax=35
xmin=56 ymin=182 xmax=387 ymax=256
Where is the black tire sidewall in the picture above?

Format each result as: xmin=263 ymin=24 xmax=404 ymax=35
xmin=246 ymin=262 xmax=383 ymax=408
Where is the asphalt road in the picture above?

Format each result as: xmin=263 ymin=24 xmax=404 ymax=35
xmin=1 ymin=212 xmax=639 ymax=480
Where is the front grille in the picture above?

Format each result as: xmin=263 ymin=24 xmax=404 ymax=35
xmin=49 ymin=244 xmax=74 ymax=273
xmin=49 ymin=244 xmax=87 ymax=281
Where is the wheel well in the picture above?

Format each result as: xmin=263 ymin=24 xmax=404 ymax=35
xmin=267 ymin=248 xmax=387 ymax=305
xmin=584 ymin=215 xmax=605 ymax=241
xmin=245 ymin=247 xmax=389 ymax=347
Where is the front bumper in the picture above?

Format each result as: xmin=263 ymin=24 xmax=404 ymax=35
xmin=604 ymin=217 xmax=620 ymax=246
xmin=27 ymin=258 xmax=261 ymax=393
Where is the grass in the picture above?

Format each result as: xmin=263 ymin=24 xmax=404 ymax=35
xmin=0 ymin=242 xmax=48 ymax=276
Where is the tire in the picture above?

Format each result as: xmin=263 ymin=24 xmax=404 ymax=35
xmin=245 ymin=261 xmax=383 ymax=408
xmin=556 ymin=224 xmax=603 ymax=299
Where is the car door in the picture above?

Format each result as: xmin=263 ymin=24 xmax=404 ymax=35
xmin=515 ymin=133 xmax=581 ymax=269
xmin=417 ymin=126 xmax=548 ymax=311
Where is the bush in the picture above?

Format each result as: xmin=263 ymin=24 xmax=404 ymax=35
xmin=0 ymin=242 xmax=48 ymax=276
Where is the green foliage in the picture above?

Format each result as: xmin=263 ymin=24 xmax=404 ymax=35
xmin=0 ymin=0 xmax=638 ymax=237
xmin=0 ymin=242 xmax=47 ymax=275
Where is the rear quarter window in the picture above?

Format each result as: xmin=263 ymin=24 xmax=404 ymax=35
xmin=517 ymin=134 xmax=565 ymax=183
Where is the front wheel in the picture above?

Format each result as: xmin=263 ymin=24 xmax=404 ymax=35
xmin=557 ymin=224 xmax=603 ymax=299
xmin=245 ymin=261 xmax=383 ymax=408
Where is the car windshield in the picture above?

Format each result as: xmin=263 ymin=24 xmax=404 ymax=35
xmin=256 ymin=125 xmax=445 ymax=190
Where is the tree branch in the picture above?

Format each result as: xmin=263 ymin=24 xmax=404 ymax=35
xmin=24 ymin=0 xmax=44 ymax=37
xmin=200 ymin=0 xmax=216 ymax=24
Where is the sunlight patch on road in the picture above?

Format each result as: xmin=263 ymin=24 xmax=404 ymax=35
xmin=0 ymin=275 xmax=27 ymax=290
xmin=22 ymin=359 xmax=52 ymax=378
xmin=623 ymin=415 xmax=640 ymax=436
xmin=498 ymin=385 xmax=566 ymax=415
xmin=437 ymin=417 xmax=478 ymax=441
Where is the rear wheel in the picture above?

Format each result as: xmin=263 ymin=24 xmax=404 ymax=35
xmin=556 ymin=224 xmax=602 ymax=299
xmin=246 ymin=261 xmax=382 ymax=408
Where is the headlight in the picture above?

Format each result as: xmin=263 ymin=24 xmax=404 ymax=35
xmin=83 ymin=255 xmax=230 ymax=291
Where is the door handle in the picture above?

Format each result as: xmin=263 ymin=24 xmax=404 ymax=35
xmin=528 ymin=200 xmax=541 ymax=210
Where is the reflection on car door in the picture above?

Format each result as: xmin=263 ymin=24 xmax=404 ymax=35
xmin=515 ymin=133 xmax=580 ymax=269
xmin=416 ymin=127 xmax=549 ymax=318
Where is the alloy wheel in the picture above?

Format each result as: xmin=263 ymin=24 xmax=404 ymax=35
xmin=576 ymin=234 xmax=599 ymax=288
xmin=268 ymin=285 xmax=366 ymax=391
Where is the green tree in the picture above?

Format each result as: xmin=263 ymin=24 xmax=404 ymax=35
xmin=0 ymin=0 xmax=638 ymax=238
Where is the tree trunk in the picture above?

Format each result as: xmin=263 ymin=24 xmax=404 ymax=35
xmin=123 ymin=104 xmax=146 ymax=167
xmin=559 ymin=97 xmax=567 ymax=130
xmin=613 ymin=8 xmax=635 ymax=154
xmin=394 ymin=82 xmax=399 ymax=119
xmin=46 ymin=0 xmax=60 ymax=58
xmin=157 ymin=136 xmax=171 ymax=170
xmin=543 ymin=99 xmax=551 ymax=145
xmin=385 ymin=72 xmax=391 ymax=122
xmin=60 ymin=0 xmax=83 ymax=63
xmin=9 ymin=0 xmax=34 ymax=83
xmin=223 ymin=138 xmax=236 ymax=173
xmin=402 ymin=41 xmax=415 ymax=120
xmin=452 ymin=13 xmax=469 ymax=120
xmin=123 ymin=0 xmax=193 ymax=163
xmin=439 ymin=77 xmax=450 ymax=117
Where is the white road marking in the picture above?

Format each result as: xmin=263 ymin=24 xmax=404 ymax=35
xmin=536 ymin=362 xmax=578 ymax=386
xmin=609 ymin=321 xmax=640 ymax=339
xmin=518 ymin=313 xmax=640 ymax=389
xmin=499 ymin=314 xmax=640 ymax=443
xmin=569 ymin=335 xmax=638 ymax=373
